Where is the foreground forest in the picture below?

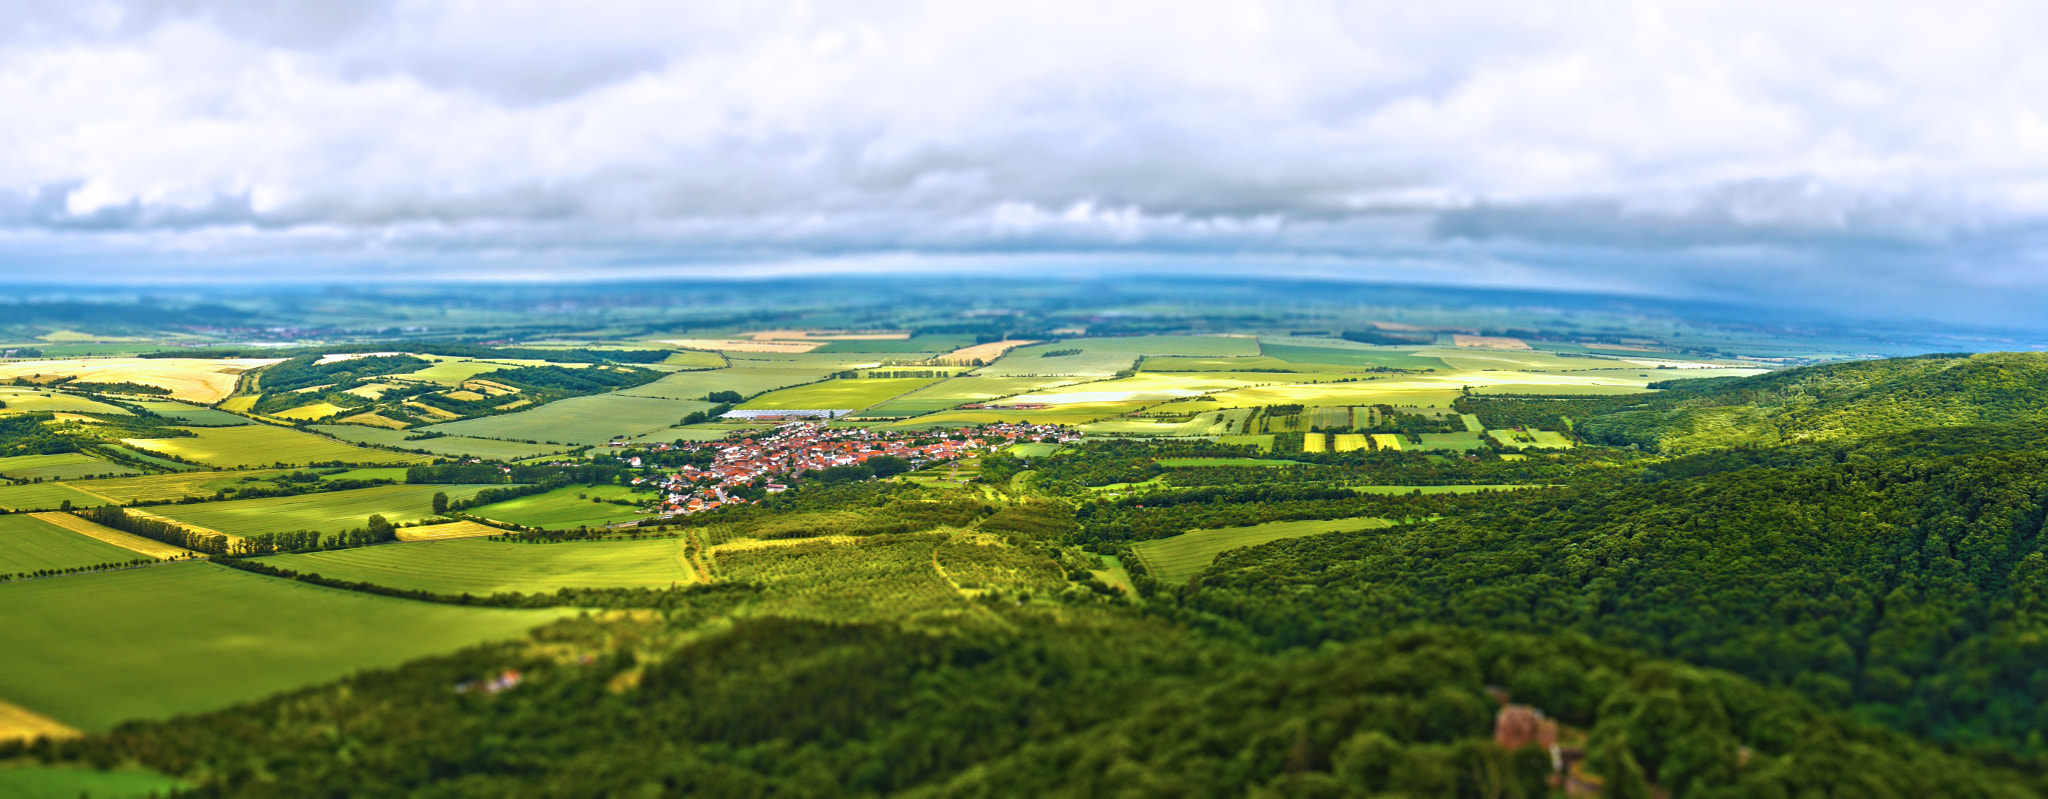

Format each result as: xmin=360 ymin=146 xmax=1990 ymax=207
xmin=10 ymin=352 xmax=2048 ymax=796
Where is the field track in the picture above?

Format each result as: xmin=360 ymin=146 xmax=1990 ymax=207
xmin=27 ymin=513 xmax=195 ymax=559
xmin=395 ymin=521 xmax=503 ymax=542
xmin=0 ymin=699 xmax=79 ymax=743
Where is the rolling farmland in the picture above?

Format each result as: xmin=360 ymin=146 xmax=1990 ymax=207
xmin=48 ymin=470 xmax=276 ymax=505
xmin=27 ymin=512 xmax=195 ymax=559
xmin=153 ymin=484 xmax=497 ymax=537
xmin=0 ymin=358 xmax=279 ymax=404
xmin=0 ymin=515 xmax=144 ymax=575
xmin=0 ymin=483 xmax=107 ymax=512
xmin=0 ymin=387 xmax=133 ymax=417
xmin=423 ymin=394 xmax=712 ymax=445
xmin=311 ymin=425 xmax=575 ymax=460
xmin=467 ymin=484 xmax=648 ymax=529
xmin=120 ymin=426 xmax=429 ymax=468
xmin=259 ymin=538 xmax=695 ymax=595
xmin=1132 ymin=516 xmax=1393 ymax=585
xmin=0 ymin=453 xmax=135 ymax=481
xmin=0 ymin=563 xmax=570 ymax=731
xmin=739 ymin=377 xmax=947 ymax=411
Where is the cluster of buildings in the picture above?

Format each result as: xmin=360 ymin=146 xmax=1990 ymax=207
xmin=633 ymin=421 xmax=1079 ymax=516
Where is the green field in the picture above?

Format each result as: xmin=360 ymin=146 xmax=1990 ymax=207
xmin=0 ymin=563 xmax=570 ymax=731
xmin=0 ymin=483 xmax=106 ymax=512
xmin=0 ymin=452 xmax=135 ymax=481
xmin=618 ymin=364 xmax=840 ymax=401
xmin=972 ymin=344 xmax=1140 ymax=377
xmin=0 ymin=765 xmax=185 ymax=799
xmin=121 ymin=426 xmax=429 ymax=468
xmin=45 ymin=470 xmax=275 ymax=505
xmin=467 ymin=484 xmax=648 ymax=529
xmin=1081 ymin=408 xmax=1251 ymax=436
xmin=0 ymin=387 xmax=133 ymax=416
xmin=1259 ymin=342 xmax=1452 ymax=371
xmin=863 ymin=376 xmax=1082 ymax=414
xmin=424 ymin=394 xmax=712 ymax=445
xmin=311 ymin=425 xmax=575 ymax=460
xmin=259 ymin=538 xmax=695 ymax=595
xmin=1489 ymin=428 xmax=1576 ymax=449
xmin=886 ymin=401 xmax=1153 ymax=429
xmin=811 ymin=335 xmax=971 ymax=353
xmin=1155 ymin=457 xmax=1301 ymax=467
xmin=155 ymin=484 xmax=497 ymax=537
xmin=740 ymin=377 xmax=947 ymax=411
xmin=1412 ymin=431 xmax=1488 ymax=451
xmin=1132 ymin=516 xmax=1393 ymax=585
xmin=1067 ymin=335 xmax=1260 ymax=356
xmin=1005 ymin=442 xmax=1066 ymax=458
xmin=0 ymin=515 xmax=142 ymax=574
xmin=125 ymin=400 xmax=251 ymax=426
xmin=1140 ymin=355 xmax=1351 ymax=373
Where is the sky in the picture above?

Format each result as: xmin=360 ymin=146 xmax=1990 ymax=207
xmin=2 ymin=1 xmax=2046 ymax=327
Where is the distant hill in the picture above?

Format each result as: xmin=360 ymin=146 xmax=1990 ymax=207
xmin=1473 ymin=353 xmax=2048 ymax=454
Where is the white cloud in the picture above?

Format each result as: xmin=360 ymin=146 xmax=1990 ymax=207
xmin=0 ymin=0 xmax=2046 ymax=325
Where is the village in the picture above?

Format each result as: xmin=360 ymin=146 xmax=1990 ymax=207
xmin=631 ymin=421 xmax=1080 ymax=516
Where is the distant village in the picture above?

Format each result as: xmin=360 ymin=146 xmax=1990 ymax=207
xmin=625 ymin=421 xmax=1080 ymax=516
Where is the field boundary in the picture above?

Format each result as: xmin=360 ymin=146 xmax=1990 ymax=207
xmin=28 ymin=512 xmax=197 ymax=560
xmin=0 ymin=699 xmax=82 ymax=743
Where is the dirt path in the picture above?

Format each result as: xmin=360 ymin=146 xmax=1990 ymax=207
xmin=28 ymin=512 xmax=196 ymax=559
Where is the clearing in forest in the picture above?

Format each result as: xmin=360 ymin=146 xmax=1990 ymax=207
xmin=1133 ymin=517 xmax=1393 ymax=585
xmin=257 ymin=537 xmax=694 ymax=595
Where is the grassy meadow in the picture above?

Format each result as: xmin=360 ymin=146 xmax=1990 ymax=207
xmin=0 ymin=453 xmax=135 ymax=481
xmin=0 ymin=387 xmax=133 ymax=417
xmin=258 ymin=538 xmax=696 ymax=595
xmin=0 ymin=515 xmax=143 ymax=574
xmin=423 ymin=394 xmax=711 ymax=445
xmin=466 ymin=484 xmax=647 ymax=529
xmin=311 ymin=425 xmax=575 ymax=460
xmin=120 ymin=426 xmax=428 ymax=468
xmin=154 ymin=484 xmax=497 ymax=537
xmin=0 ymin=563 xmax=570 ymax=731
xmin=1132 ymin=516 xmax=1393 ymax=585
xmin=739 ymin=377 xmax=947 ymax=411
xmin=0 ymin=483 xmax=107 ymax=512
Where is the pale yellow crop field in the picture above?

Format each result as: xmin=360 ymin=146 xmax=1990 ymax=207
xmin=28 ymin=512 xmax=195 ymax=560
xmin=396 ymin=521 xmax=504 ymax=542
xmin=940 ymin=340 xmax=1039 ymax=363
xmin=0 ymin=358 xmax=279 ymax=403
xmin=1370 ymin=434 xmax=1404 ymax=451
xmin=0 ymin=698 xmax=80 ymax=743
xmin=1333 ymin=433 xmax=1370 ymax=452
xmin=742 ymin=330 xmax=911 ymax=341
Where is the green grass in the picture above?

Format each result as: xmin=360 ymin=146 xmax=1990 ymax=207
xmin=0 ymin=483 xmax=106 ymax=512
xmin=311 ymin=425 xmax=575 ymax=460
xmin=739 ymin=378 xmax=947 ymax=411
xmin=972 ymin=345 xmax=1139 ymax=377
xmin=1132 ymin=517 xmax=1393 ymax=585
xmin=1411 ymin=432 xmax=1488 ymax=451
xmin=0 ymin=515 xmax=143 ymax=574
xmin=1260 ymin=342 xmax=1451 ymax=371
xmin=468 ymin=484 xmax=649 ymax=529
xmin=46 ymin=471 xmax=275 ymax=505
xmin=155 ymin=484 xmax=498 ymax=537
xmin=811 ymin=335 xmax=971 ymax=353
xmin=259 ymin=538 xmax=695 ymax=595
xmin=0 ymin=765 xmax=185 ymax=799
xmin=0 ymin=562 xmax=570 ymax=731
xmin=124 ymin=400 xmax=251 ymax=426
xmin=120 ymin=426 xmax=428 ymax=468
xmin=423 ymin=394 xmax=714 ymax=446
xmin=0 ymin=453 xmax=136 ymax=481
xmin=618 ymin=365 xmax=840 ymax=401
xmin=864 ymin=376 xmax=1083 ymax=414
xmin=1067 ymin=336 xmax=1260 ymax=356
xmin=657 ymin=350 xmax=728 ymax=369
xmin=1005 ymin=442 xmax=1066 ymax=458
xmin=1155 ymin=457 xmax=1302 ymax=468
xmin=0 ymin=387 xmax=134 ymax=416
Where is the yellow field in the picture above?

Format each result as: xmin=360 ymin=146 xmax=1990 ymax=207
xmin=27 ymin=512 xmax=195 ymax=559
xmin=218 ymin=395 xmax=257 ymax=413
xmin=1452 ymin=335 xmax=1531 ymax=350
xmin=1370 ymin=434 xmax=1403 ymax=451
xmin=271 ymin=402 xmax=347 ymax=421
xmin=941 ymin=339 xmax=1040 ymax=363
xmin=0 ymin=358 xmax=279 ymax=403
xmin=1333 ymin=433 xmax=1369 ymax=452
xmin=1302 ymin=433 xmax=1327 ymax=453
xmin=337 ymin=412 xmax=408 ymax=428
xmin=656 ymin=338 xmax=823 ymax=353
xmin=395 ymin=521 xmax=504 ymax=542
xmin=0 ymin=698 xmax=80 ymax=743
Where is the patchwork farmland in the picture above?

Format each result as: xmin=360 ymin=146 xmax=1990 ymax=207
xmin=257 ymin=538 xmax=696 ymax=596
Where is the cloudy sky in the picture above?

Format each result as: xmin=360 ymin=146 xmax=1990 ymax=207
xmin=2 ymin=1 xmax=2045 ymax=326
